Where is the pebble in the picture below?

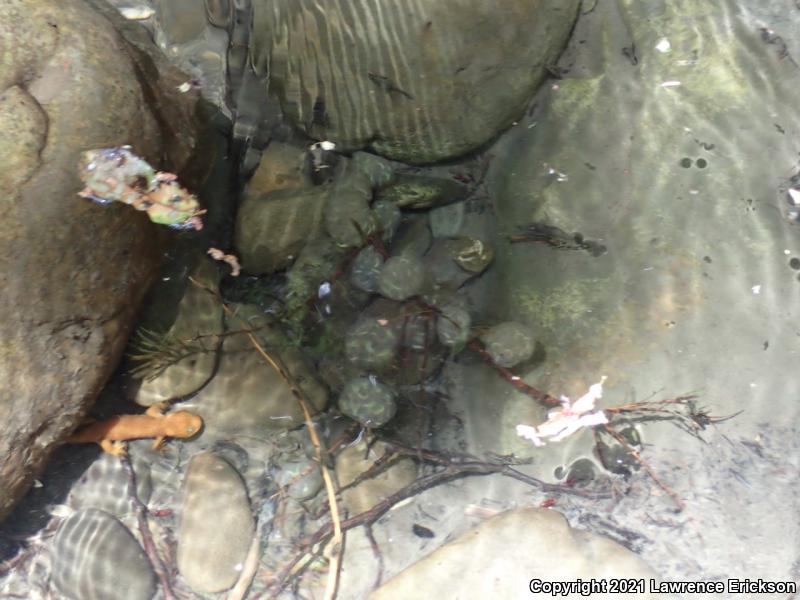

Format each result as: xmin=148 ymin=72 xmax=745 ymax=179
xmin=52 ymin=509 xmax=156 ymax=600
xmin=177 ymin=452 xmax=255 ymax=594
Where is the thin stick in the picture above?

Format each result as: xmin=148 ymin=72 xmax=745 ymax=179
xmin=270 ymin=445 xmax=610 ymax=594
xmin=364 ymin=524 xmax=384 ymax=589
xmin=190 ymin=276 xmax=344 ymax=600
xmin=120 ymin=455 xmax=176 ymax=600
xmin=467 ymin=339 xmax=560 ymax=407
xmin=601 ymin=425 xmax=685 ymax=511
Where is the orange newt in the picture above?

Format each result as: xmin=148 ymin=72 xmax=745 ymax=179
xmin=67 ymin=402 xmax=203 ymax=456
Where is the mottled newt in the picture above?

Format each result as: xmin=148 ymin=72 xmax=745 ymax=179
xmin=67 ymin=402 xmax=203 ymax=456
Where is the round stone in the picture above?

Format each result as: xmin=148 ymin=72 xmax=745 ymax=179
xmin=177 ymin=452 xmax=255 ymax=594
xmin=480 ymin=321 xmax=535 ymax=368
xmin=378 ymin=255 xmax=426 ymax=300
xmin=372 ymin=199 xmax=402 ymax=240
xmin=352 ymin=151 xmax=396 ymax=187
xmin=436 ymin=304 xmax=472 ymax=348
xmin=345 ymin=317 xmax=400 ymax=370
xmin=338 ymin=376 xmax=397 ymax=428
xmin=454 ymin=237 xmax=494 ymax=274
xmin=52 ymin=509 xmax=156 ymax=600
xmin=350 ymin=246 xmax=385 ymax=293
xmin=325 ymin=187 xmax=377 ymax=247
xmin=275 ymin=457 xmax=324 ymax=501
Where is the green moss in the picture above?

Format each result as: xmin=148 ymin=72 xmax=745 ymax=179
xmin=550 ymin=76 xmax=603 ymax=122
xmin=511 ymin=277 xmax=610 ymax=340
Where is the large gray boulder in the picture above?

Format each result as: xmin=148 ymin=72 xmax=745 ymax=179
xmin=0 ymin=0 xmax=210 ymax=521
xmin=250 ymin=0 xmax=580 ymax=163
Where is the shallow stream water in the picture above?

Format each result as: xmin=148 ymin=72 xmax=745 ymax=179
xmin=3 ymin=1 xmax=800 ymax=599
xmin=450 ymin=0 xmax=800 ymax=594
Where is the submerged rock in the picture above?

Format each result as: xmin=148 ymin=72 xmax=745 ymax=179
xmin=345 ymin=316 xmax=401 ymax=371
xmin=453 ymin=237 xmax=494 ymax=274
xmin=236 ymin=185 xmax=328 ymax=274
xmin=436 ymin=304 xmax=472 ymax=349
xmin=338 ymin=376 xmax=397 ymax=428
xmin=372 ymin=200 xmax=403 ymax=241
xmin=429 ymin=202 xmax=467 ymax=238
xmin=275 ymin=457 xmax=324 ymax=501
xmin=426 ymin=237 xmax=494 ymax=290
xmin=370 ymin=508 xmax=660 ymax=599
xmin=390 ymin=218 xmax=433 ymax=260
xmin=325 ymin=169 xmax=376 ymax=247
xmin=376 ymin=175 xmax=468 ymax=210
xmin=52 ymin=509 xmax=156 ymax=600
xmin=0 ymin=0 xmax=211 ymax=522
xmin=378 ymin=255 xmax=427 ymax=301
xmin=66 ymin=454 xmax=152 ymax=518
xmin=251 ymin=0 xmax=581 ymax=163
xmin=350 ymin=246 xmax=385 ymax=294
xmin=336 ymin=441 xmax=416 ymax=515
xmin=189 ymin=305 xmax=328 ymax=438
xmin=246 ymin=141 xmax=311 ymax=196
xmin=134 ymin=259 xmax=223 ymax=405
xmin=480 ymin=321 xmax=535 ymax=368
xmin=177 ymin=452 xmax=255 ymax=594
xmin=352 ymin=152 xmax=396 ymax=188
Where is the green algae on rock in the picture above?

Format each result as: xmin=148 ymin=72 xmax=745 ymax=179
xmin=345 ymin=316 xmax=401 ymax=371
xmin=479 ymin=321 xmax=535 ymax=368
xmin=376 ymin=175 xmax=469 ymax=210
xmin=338 ymin=376 xmax=398 ymax=429
xmin=377 ymin=255 xmax=427 ymax=301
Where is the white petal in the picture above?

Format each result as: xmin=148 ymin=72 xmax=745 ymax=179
xmin=516 ymin=424 xmax=545 ymax=447
xmin=571 ymin=375 xmax=607 ymax=414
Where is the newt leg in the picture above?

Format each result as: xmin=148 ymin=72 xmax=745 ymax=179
xmin=100 ymin=439 xmax=128 ymax=457
xmin=152 ymin=436 xmax=166 ymax=452
xmin=145 ymin=401 xmax=170 ymax=418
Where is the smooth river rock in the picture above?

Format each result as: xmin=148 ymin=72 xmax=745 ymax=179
xmin=250 ymin=0 xmax=581 ymax=163
xmin=370 ymin=508 xmax=662 ymax=600
xmin=52 ymin=508 xmax=156 ymax=600
xmin=177 ymin=452 xmax=255 ymax=594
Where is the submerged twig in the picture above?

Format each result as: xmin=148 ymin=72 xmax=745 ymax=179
xmin=601 ymin=425 xmax=685 ymax=511
xmin=607 ymin=395 xmax=740 ymax=440
xmin=467 ymin=339 xmax=560 ymax=407
xmin=269 ymin=442 xmax=609 ymax=595
xmin=120 ymin=455 xmax=176 ymax=600
xmin=473 ymin=337 xmax=735 ymax=511
xmin=189 ymin=276 xmax=344 ymax=600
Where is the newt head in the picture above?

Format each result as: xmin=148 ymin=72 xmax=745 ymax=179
xmin=164 ymin=411 xmax=203 ymax=439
